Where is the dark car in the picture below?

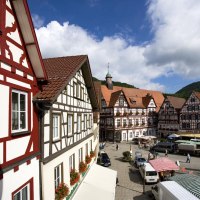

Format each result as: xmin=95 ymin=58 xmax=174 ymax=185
xmin=97 ymin=152 xmax=111 ymax=167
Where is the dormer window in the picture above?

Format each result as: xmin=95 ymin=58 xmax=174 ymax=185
xmin=129 ymin=98 xmax=136 ymax=104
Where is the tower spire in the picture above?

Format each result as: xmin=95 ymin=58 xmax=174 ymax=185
xmin=105 ymin=63 xmax=113 ymax=90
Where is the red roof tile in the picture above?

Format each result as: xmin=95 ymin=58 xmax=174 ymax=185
xmin=34 ymin=55 xmax=87 ymax=102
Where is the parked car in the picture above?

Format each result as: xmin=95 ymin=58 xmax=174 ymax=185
xmin=135 ymin=157 xmax=147 ymax=168
xmin=97 ymin=152 xmax=111 ymax=167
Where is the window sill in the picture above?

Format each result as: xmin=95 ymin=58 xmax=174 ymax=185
xmin=12 ymin=131 xmax=31 ymax=137
xmin=52 ymin=138 xmax=61 ymax=143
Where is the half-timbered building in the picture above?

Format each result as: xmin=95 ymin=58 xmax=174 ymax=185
xmin=158 ymin=96 xmax=185 ymax=138
xmin=179 ymin=91 xmax=200 ymax=137
xmin=0 ymin=0 xmax=47 ymax=199
xmin=100 ymin=72 xmax=164 ymax=142
xmin=34 ymin=55 xmax=99 ymax=200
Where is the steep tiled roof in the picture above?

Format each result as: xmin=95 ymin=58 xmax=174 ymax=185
xmin=35 ymin=55 xmax=87 ymax=102
xmin=101 ymin=85 xmax=164 ymax=111
xmin=109 ymin=90 xmax=122 ymax=107
xmin=167 ymin=96 xmax=185 ymax=109
xmin=194 ymin=91 xmax=200 ymax=100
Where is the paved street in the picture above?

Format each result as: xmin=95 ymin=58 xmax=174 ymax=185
xmin=103 ymin=142 xmax=200 ymax=200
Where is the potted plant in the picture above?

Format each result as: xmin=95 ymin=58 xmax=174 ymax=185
xmin=79 ymin=161 xmax=87 ymax=173
xmin=85 ymin=155 xmax=92 ymax=164
xmin=90 ymin=150 xmax=95 ymax=158
xmin=70 ymin=169 xmax=80 ymax=186
xmin=55 ymin=182 xmax=69 ymax=200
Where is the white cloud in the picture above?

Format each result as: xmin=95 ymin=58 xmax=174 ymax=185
xmin=35 ymin=0 xmax=200 ymax=92
xmin=35 ymin=21 xmax=165 ymax=91
xmin=32 ymin=14 xmax=44 ymax=28
xmin=145 ymin=0 xmax=200 ymax=78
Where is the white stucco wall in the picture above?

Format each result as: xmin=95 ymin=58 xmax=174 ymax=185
xmin=0 ymin=84 xmax=9 ymax=138
xmin=0 ymin=157 xmax=40 ymax=200
xmin=42 ymin=136 xmax=97 ymax=200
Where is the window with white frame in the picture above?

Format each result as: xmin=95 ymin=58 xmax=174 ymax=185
xmin=84 ymin=115 xmax=87 ymax=130
xmin=54 ymin=164 xmax=62 ymax=189
xmin=69 ymin=154 xmax=75 ymax=170
xmin=68 ymin=114 xmax=73 ymax=136
xmin=77 ymin=115 xmax=81 ymax=132
xmin=12 ymin=90 xmax=27 ymax=133
xmin=13 ymin=184 xmax=30 ymax=200
xmin=85 ymin=143 xmax=88 ymax=155
xmin=53 ymin=114 xmax=60 ymax=140
xmin=90 ymin=140 xmax=92 ymax=151
xmin=78 ymin=148 xmax=83 ymax=163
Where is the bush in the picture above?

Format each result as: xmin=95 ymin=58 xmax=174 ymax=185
xmin=55 ymin=182 xmax=69 ymax=200
xmin=122 ymin=151 xmax=132 ymax=162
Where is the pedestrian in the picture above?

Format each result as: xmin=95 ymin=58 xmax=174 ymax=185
xmin=186 ymin=153 xmax=191 ymax=163
xmin=165 ymin=149 xmax=168 ymax=157
xmin=116 ymin=144 xmax=119 ymax=151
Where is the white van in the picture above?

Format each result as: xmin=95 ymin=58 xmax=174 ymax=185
xmin=139 ymin=163 xmax=159 ymax=183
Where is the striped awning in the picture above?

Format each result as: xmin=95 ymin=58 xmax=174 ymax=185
xmin=170 ymin=174 xmax=200 ymax=199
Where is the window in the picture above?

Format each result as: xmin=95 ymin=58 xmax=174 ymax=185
xmin=73 ymin=82 xmax=77 ymax=97
xmin=54 ymin=164 xmax=62 ymax=189
xmin=53 ymin=114 xmax=60 ymax=140
xmin=117 ymin=119 xmax=120 ymax=127
xmin=13 ymin=184 xmax=29 ymax=200
xmin=69 ymin=154 xmax=75 ymax=170
xmin=84 ymin=115 xmax=87 ymax=130
xmin=77 ymin=115 xmax=81 ymax=132
xmin=68 ymin=114 xmax=73 ymax=136
xmin=119 ymin=97 xmax=124 ymax=106
xmin=85 ymin=143 xmax=88 ymax=155
xmin=12 ymin=90 xmax=27 ymax=133
xmin=90 ymin=140 xmax=92 ymax=151
xmin=79 ymin=148 xmax=83 ymax=163
xmin=81 ymin=87 xmax=84 ymax=100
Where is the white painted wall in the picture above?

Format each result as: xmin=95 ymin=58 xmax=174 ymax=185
xmin=7 ymin=136 xmax=30 ymax=161
xmin=0 ymin=84 xmax=9 ymax=138
xmin=0 ymin=157 xmax=40 ymax=200
xmin=42 ymin=136 xmax=97 ymax=200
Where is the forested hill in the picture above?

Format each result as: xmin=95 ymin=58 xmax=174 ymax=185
xmin=93 ymin=77 xmax=136 ymax=88
xmin=174 ymin=81 xmax=200 ymax=99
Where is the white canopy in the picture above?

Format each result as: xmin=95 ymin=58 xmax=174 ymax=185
xmin=72 ymin=164 xmax=117 ymax=200
xmin=168 ymin=133 xmax=180 ymax=139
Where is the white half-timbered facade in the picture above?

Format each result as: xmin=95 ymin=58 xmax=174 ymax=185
xmin=34 ymin=56 xmax=99 ymax=200
xmin=0 ymin=0 xmax=47 ymax=199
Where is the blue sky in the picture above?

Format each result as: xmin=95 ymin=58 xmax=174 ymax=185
xmin=28 ymin=0 xmax=200 ymax=93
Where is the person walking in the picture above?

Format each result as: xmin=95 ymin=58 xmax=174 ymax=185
xmin=116 ymin=144 xmax=119 ymax=151
xmin=186 ymin=153 xmax=191 ymax=163
xmin=165 ymin=149 xmax=168 ymax=157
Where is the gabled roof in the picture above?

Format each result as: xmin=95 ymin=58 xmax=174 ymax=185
xmin=166 ymin=96 xmax=185 ymax=109
xmin=109 ymin=90 xmax=123 ymax=107
xmin=34 ymin=55 xmax=99 ymax=110
xmin=11 ymin=0 xmax=47 ymax=80
xmin=193 ymin=91 xmax=200 ymax=100
xmin=101 ymin=85 xmax=164 ymax=111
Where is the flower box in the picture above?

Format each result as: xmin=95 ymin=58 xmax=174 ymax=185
xmin=79 ymin=161 xmax=87 ymax=173
xmin=90 ymin=150 xmax=95 ymax=158
xmin=70 ymin=169 xmax=80 ymax=186
xmin=55 ymin=182 xmax=69 ymax=200
xmin=85 ymin=155 xmax=92 ymax=164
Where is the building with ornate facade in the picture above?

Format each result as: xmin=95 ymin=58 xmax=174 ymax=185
xmin=99 ymin=72 xmax=164 ymax=142
xmin=158 ymin=96 xmax=185 ymax=138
